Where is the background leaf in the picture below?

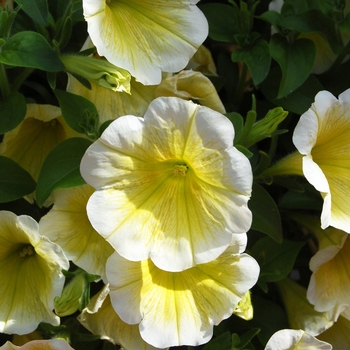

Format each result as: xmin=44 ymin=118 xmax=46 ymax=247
xmin=269 ymin=35 xmax=316 ymax=98
xmin=0 ymin=92 xmax=26 ymax=134
xmin=36 ymin=137 xmax=92 ymax=207
xmin=0 ymin=156 xmax=36 ymax=203
xmin=231 ymin=39 xmax=271 ymax=85
xmin=251 ymin=237 xmax=305 ymax=283
xmin=249 ymin=183 xmax=283 ymax=243
xmin=14 ymin=0 xmax=49 ymax=26
xmin=0 ymin=31 xmax=64 ymax=72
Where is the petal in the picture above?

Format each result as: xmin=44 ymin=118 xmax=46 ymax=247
xmin=39 ymin=185 xmax=114 ymax=278
xmin=83 ymin=0 xmax=208 ymax=85
xmin=265 ymin=329 xmax=332 ymax=350
xmin=78 ymin=285 xmax=163 ymax=350
xmin=107 ymin=249 xmax=259 ymax=348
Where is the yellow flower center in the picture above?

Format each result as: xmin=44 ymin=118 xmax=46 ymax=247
xmin=19 ymin=245 xmax=35 ymax=258
xmin=174 ymin=164 xmax=188 ymax=177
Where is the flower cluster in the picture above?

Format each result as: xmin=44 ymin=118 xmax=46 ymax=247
xmin=2 ymin=0 xmax=350 ymax=349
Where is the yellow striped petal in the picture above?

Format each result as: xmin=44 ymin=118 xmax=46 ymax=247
xmin=39 ymin=185 xmax=114 ymax=278
xmin=0 ymin=211 xmax=69 ymax=335
xmin=293 ymin=89 xmax=350 ymax=233
xmin=106 ymin=247 xmax=259 ymax=348
xmin=81 ymin=97 xmax=252 ymax=272
xmin=82 ymin=0 xmax=208 ymax=85
xmin=78 ymin=285 xmax=165 ymax=350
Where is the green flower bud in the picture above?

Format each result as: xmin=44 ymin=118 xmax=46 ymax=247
xmin=60 ymin=54 xmax=131 ymax=93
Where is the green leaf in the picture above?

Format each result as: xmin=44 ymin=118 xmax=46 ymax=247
xmin=249 ymin=183 xmax=283 ymax=243
xmin=251 ymin=237 xmax=305 ymax=282
xmin=0 ymin=31 xmax=64 ymax=72
xmin=54 ymin=89 xmax=99 ymax=139
xmin=269 ymin=34 xmax=316 ymax=98
xmin=231 ymin=39 xmax=271 ymax=85
xmin=14 ymin=0 xmax=49 ymax=26
xmin=199 ymin=4 xmax=236 ymax=42
xmin=36 ymin=137 xmax=92 ymax=207
xmin=232 ymin=328 xmax=260 ymax=349
xmin=260 ymin=67 xmax=323 ymax=114
xmin=280 ymin=9 xmax=343 ymax=54
xmin=0 ymin=92 xmax=26 ymax=133
xmin=203 ymin=332 xmax=231 ymax=350
xmin=0 ymin=156 xmax=36 ymax=203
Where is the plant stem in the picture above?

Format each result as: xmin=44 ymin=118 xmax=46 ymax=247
xmin=11 ymin=67 xmax=34 ymax=92
xmin=0 ymin=63 xmax=10 ymax=99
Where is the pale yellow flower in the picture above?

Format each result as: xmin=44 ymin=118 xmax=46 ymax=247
xmin=82 ymin=0 xmax=208 ymax=85
xmin=0 ymin=104 xmax=80 ymax=182
xmin=186 ymin=45 xmax=218 ymax=76
xmin=277 ymin=278 xmax=340 ymax=336
xmin=0 ymin=211 xmax=69 ymax=335
xmin=0 ymin=340 xmax=74 ymax=349
xmin=66 ymin=74 xmax=157 ymax=125
xmin=292 ymin=89 xmax=350 ymax=232
xmin=264 ymin=329 xmax=332 ymax=350
xmin=306 ymin=223 xmax=350 ymax=319
xmin=78 ymin=285 xmax=165 ymax=350
xmin=318 ymin=315 xmax=350 ymax=350
xmin=106 ymin=237 xmax=259 ymax=348
xmin=39 ymin=185 xmax=114 ymax=278
xmin=80 ymin=97 xmax=253 ymax=272
xmin=155 ymin=70 xmax=226 ymax=114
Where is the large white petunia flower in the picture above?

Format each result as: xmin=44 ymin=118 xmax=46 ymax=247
xmin=106 ymin=235 xmax=259 ymax=348
xmin=82 ymin=0 xmax=208 ymax=85
xmin=0 ymin=211 xmax=69 ymax=335
xmin=293 ymin=89 xmax=350 ymax=233
xmin=80 ymin=97 xmax=253 ymax=272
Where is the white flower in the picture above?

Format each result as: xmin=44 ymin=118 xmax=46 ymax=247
xmin=81 ymin=97 xmax=252 ymax=272
xmin=106 ymin=236 xmax=259 ymax=348
xmin=82 ymin=0 xmax=208 ymax=85
xmin=293 ymin=89 xmax=350 ymax=232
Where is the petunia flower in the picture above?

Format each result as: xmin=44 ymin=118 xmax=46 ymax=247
xmin=304 ymin=219 xmax=350 ymax=320
xmin=264 ymin=329 xmax=332 ymax=350
xmin=39 ymin=185 xmax=114 ymax=278
xmin=154 ymin=70 xmax=226 ymax=114
xmin=0 ymin=104 xmax=81 ymax=182
xmin=0 ymin=339 xmax=74 ymax=349
xmin=106 ymin=235 xmax=259 ymax=348
xmin=186 ymin=45 xmax=218 ymax=76
xmin=82 ymin=0 xmax=208 ymax=85
xmin=80 ymin=96 xmax=253 ymax=272
xmin=318 ymin=315 xmax=350 ymax=350
xmin=261 ymin=89 xmax=350 ymax=233
xmin=78 ymin=284 xmax=166 ymax=350
xmin=293 ymin=89 xmax=350 ymax=232
xmin=277 ymin=277 xmax=341 ymax=336
xmin=0 ymin=211 xmax=69 ymax=335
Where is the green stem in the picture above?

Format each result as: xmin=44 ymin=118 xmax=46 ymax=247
xmin=323 ymin=39 xmax=350 ymax=79
xmin=11 ymin=67 xmax=34 ymax=92
xmin=234 ymin=62 xmax=248 ymax=107
xmin=0 ymin=63 xmax=10 ymax=99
